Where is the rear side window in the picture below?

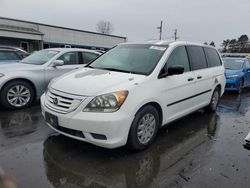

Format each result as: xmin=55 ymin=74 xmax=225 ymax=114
xmin=166 ymin=46 xmax=190 ymax=72
xmin=187 ymin=46 xmax=207 ymax=70
xmin=82 ymin=52 xmax=99 ymax=64
xmin=204 ymin=48 xmax=222 ymax=67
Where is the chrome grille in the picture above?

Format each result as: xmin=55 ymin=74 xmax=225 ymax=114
xmin=45 ymin=88 xmax=86 ymax=114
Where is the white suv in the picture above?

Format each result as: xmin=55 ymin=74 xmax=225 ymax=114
xmin=41 ymin=41 xmax=225 ymax=150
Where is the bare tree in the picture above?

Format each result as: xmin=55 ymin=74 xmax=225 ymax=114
xmin=209 ymin=41 xmax=215 ymax=47
xmin=96 ymin=21 xmax=114 ymax=34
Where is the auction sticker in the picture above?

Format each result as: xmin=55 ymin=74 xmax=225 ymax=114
xmin=149 ymin=46 xmax=166 ymax=51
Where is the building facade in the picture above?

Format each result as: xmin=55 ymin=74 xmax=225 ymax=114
xmin=0 ymin=17 xmax=126 ymax=52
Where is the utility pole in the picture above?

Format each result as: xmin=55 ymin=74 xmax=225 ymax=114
xmin=174 ymin=29 xmax=178 ymax=41
xmin=157 ymin=21 xmax=163 ymax=40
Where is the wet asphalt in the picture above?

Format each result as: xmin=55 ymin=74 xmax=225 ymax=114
xmin=0 ymin=90 xmax=250 ymax=188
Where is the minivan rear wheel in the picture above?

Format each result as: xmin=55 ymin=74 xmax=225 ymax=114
xmin=127 ymin=105 xmax=159 ymax=150
xmin=205 ymin=88 xmax=220 ymax=112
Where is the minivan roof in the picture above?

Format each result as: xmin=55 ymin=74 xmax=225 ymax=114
xmin=120 ymin=40 xmax=216 ymax=49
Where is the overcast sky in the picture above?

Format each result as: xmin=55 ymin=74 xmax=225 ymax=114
xmin=0 ymin=0 xmax=250 ymax=47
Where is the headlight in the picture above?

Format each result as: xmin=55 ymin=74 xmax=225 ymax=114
xmin=0 ymin=73 xmax=5 ymax=78
xmin=226 ymin=74 xmax=239 ymax=79
xmin=83 ymin=91 xmax=128 ymax=112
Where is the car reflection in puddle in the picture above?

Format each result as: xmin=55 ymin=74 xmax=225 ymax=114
xmin=43 ymin=112 xmax=219 ymax=188
xmin=218 ymin=90 xmax=250 ymax=114
xmin=0 ymin=107 xmax=39 ymax=138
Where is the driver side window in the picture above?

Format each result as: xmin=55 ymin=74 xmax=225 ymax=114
xmin=166 ymin=46 xmax=190 ymax=72
xmin=57 ymin=52 xmax=79 ymax=65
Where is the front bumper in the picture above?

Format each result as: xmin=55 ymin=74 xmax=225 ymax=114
xmin=41 ymin=94 xmax=133 ymax=149
xmin=225 ymin=78 xmax=240 ymax=91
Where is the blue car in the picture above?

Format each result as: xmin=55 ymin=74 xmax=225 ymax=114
xmin=223 ymin=57 xmax=250 ymax=93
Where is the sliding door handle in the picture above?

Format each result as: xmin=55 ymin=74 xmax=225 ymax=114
xmin=188 ymin=78 xmax=194 ymax=81
xmin=197 ymin=75 xmax=202 ymax=79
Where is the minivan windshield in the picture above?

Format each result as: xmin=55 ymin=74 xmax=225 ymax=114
xmin=223 ymin=58 xmax=244 ymax=70
xmin=20 ymin=50 xmax=59 ymax=65
xmin=88 ymin=44 xmax=167 ymax=75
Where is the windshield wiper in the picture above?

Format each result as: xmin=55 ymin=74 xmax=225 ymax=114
xmin=100 ymin=67 xmax=133 ymax=73
xmin=85 ymin=65 xmax=93 ymax=68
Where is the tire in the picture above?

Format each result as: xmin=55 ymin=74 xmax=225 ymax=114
xmin=0 ymin=80 xmax=35 ymax=110
xmin=127 ymin=105 xmax=159 ymax=150
xmin=205 ymin=88 xmax=220 ymax=112
xmin=238 ymin=79 xmax=244 ymax=94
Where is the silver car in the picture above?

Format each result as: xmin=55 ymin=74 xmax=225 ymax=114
xmin=0 ymin=48 xmax=100 ymax=109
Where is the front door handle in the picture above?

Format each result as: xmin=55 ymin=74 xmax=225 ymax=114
xmin=197 ymin=75 xmax=202 ymax=79
xmin=188 ymin=78 xmax=194 ymax=81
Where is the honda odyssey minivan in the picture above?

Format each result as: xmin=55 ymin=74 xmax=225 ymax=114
xmin=41 ymin=41 xmax=225 ymax=150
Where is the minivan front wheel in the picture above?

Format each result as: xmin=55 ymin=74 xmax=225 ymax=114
xmin=0 ymin=80 xmax=34 ymax=110
xmin=127 ymin=105 xmax=159 ymax=150
xmin=205 ymin=88 xmax=220 ymax=112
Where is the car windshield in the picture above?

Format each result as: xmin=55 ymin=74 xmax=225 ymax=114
xmin=20 ymin=50 xmax=59 ymax=65
xmin=223 ymin=58 xmax=244 ymax=70
xmin=88 ymin=44 xmax=167 ymax=75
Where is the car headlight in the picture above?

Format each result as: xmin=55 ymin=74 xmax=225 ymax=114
xmin=83 ymin=91 xmax=128 ymax=112
xmin=0 ymin=73 xmax=5 ymax=78
xmin=226 ymin=74 xmax=239 ymax=79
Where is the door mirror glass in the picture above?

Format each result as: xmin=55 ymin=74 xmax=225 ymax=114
xmin=167 ymin=65 xmax=184 ymax=75
xmin=52 ymin=60 xmax=64 ymax=67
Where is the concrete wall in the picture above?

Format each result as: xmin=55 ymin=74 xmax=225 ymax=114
xmin=39 ymin=25 xmax=125 ymax=48
xmin=0 ymin=17 xmax=126 ymax=50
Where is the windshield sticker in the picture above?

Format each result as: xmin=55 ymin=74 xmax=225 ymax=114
xmin=149 ymin=46 xmax=166 ymax=51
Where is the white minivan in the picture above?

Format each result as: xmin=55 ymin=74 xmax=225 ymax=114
xmin=41 ymin=41 xmax=225 ymax=150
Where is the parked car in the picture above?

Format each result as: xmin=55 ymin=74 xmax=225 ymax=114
xmin=0 ymin=46 xmax=29 ymax=59
xmin=41 ymin=41 xmax=225 ymax=150
xmin=0 ymin=48 xmax=101 ymax=109
xmin=223 ymin=57 xmax=250 ymax=93
xmin=0 ymin=49 xmax=24 ymax=64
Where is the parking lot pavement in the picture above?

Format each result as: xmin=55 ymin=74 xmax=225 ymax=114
xmin=0 ymin=91 xmax=250 ymax=188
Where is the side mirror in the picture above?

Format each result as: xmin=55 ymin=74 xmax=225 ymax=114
xmin=167 ymin=66 xmax=184 ymax=76
xmin=158 ymin=65 xmax=184 ymax=78
xmin=51 ymin=60 xmax=64 ymax=67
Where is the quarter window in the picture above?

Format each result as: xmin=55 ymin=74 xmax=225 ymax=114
xmin=82 ymin=52 xmax=99 ymax=64
xmin=204 ymin=48 xmax=222 ymax=67
xmin=58 ymin=52 xmax=79 ymax=65
xmin=187 ymin=46 xmax=207 ymax=70
xmin=166 ymin=46 xmax=190 ymax=72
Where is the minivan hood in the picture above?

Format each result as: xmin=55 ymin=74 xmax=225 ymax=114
xmin=0 ymin=63 xmax=39 ymax=72
xmin=51 ymin=68 xmax=145 ymax=96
